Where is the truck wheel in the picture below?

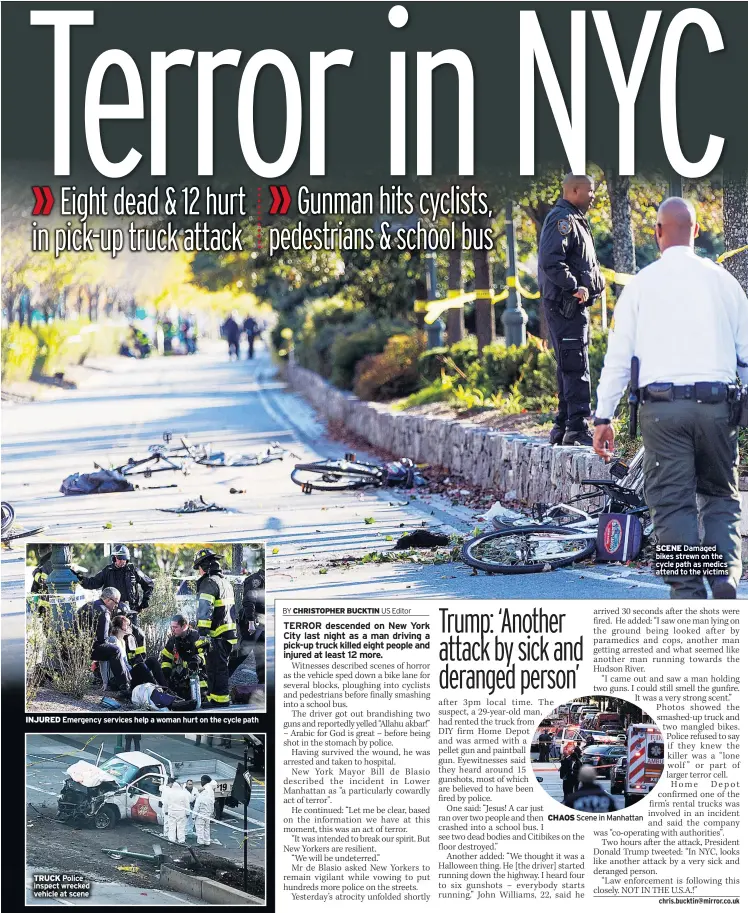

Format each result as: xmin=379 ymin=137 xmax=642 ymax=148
xmin=214 ymin=798 xmax=225 ymax=820
xmin=94 ymin=805 xmax=118 ymax=829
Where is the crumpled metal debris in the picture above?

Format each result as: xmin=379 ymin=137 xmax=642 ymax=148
xmin=159 ymin=496 xmax=226 ymax=514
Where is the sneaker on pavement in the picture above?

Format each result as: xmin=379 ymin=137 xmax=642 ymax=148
xmin=562 ymin=428 xmax=593 ymax=447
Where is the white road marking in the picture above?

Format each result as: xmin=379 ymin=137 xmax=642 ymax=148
xmin=152 ymin=890 xmax=196 ymax=905
xmin=27 ymin=784 xmax=59 ymax=798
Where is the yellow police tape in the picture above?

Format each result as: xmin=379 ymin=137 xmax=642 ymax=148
xmin=718 ymin=244 xmax=748 ymax=264
xmin=26 ymin=734 xmax=101 ymax=768
xmin=420 ymin=245 xmax=747 ymax=324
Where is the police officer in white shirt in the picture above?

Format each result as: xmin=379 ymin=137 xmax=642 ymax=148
xmin=593 ymin=198 xmax=748 ymax=599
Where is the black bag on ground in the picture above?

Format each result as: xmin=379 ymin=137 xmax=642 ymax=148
xmin=60 ymin=469 xmax=135 ymax=495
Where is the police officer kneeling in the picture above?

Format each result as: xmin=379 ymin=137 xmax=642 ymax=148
xmin=594 ymin=198 xmax=748 ymax=599
xmin=193 ymin=548 xmax=238 ymax=707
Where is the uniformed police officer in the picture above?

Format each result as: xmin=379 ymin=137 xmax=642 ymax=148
xmin=593 ymin=197 xmax=748 ymax=599
xmin=75 ymin=545 xmax=154 ymax=617
xmin=193 ymin=548 xmax=238 ymax=706
xmin=539 ymin=174 xmax=606 ymax=446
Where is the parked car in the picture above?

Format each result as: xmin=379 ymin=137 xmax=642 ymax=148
xmin=580 ymin=744 xmax=627 ymax=777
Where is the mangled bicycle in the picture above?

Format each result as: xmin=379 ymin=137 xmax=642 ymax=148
xmin=461 ymin=447 xmax=651 ymax=574
xmin=291 ymin=452 xmax=424 ymax=494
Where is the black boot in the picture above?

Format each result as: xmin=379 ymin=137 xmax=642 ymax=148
xmin=549 ymin=424 xmax=566 ymax=446
xmin=711 ymin=577 xmax=737 ymax=599
xmin=562 ymin=426 xmax=593 ymax=447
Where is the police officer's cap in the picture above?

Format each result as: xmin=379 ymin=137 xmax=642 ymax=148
xmin=193 ymin=547 xmax=220 ymax=569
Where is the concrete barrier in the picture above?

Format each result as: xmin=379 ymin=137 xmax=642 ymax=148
xmin=286 ymin=362 xmax=611 ymax=508
xmin=159 ymin=864 xmax=264 ymax=905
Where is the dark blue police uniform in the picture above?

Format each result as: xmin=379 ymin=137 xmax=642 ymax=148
xmin=538 ymin=199 xmax=605 ymax=439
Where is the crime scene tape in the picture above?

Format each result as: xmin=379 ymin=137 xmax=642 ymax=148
xmin=420 ymin=245 xmax=747 ymax=325
xmin=718 ymin=244 xmax=748 ymax=264
xmin=26 ymin=735 xmax=101 ymax=768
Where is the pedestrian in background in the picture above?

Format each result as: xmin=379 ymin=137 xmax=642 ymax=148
xmin=593 ymin=198 xmax=748 ymax=598
xmin=243 ymin=314 xmax=259 ymax=360
xmin=125 ymin=733 xmax=141 ymax=752
xmin=538 ymin=174 xmax=606 ymax=446
xmin=222 ymin=313 xmax=241 ymax=360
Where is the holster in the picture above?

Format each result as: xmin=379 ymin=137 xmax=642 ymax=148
xmin=728 ymin=386 xmax=748 ymax=427
xmin=559 ymin=292 xmax=579 ymax=320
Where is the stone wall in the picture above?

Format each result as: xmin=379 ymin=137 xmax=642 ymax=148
xmin=286 ymin=362 xmax=611 ymax=507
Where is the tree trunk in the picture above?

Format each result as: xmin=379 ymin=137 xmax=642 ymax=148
xmin=446 ymin=236 xmax=465 ymax=345
xmin=723 ymin=172 xmax=748 ymax=295
xmin=608 ymin=174 xmax=636 ymax=298
xmin=473 ymin=245 xmax=493 ymax=354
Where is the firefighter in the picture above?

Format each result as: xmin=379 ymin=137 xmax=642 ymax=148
xmin=160 ymin=614 xmax=208 ymax=700
xmin=193 ymin=549 xmax=237 ymax=707
xmin=29 ymin=546 xmax=53 ymax=613
xmin=75 ymin=545 xmax=154 ymax=616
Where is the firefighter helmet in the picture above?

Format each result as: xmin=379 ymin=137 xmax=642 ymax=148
xmin=193 ymin=547 xmax=220 ymax=570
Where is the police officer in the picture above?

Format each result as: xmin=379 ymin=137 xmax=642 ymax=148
xmin=75 ymin=545 xmax=154 ymax=617
xmin=538 ymin=174 xmax=606 ymax=446
xmin=593 ymin=197 xmax=748 ymax=599
xmin=563 ymin=765 xmax=618 ymax=813
xmin=160 ymin=613 xmax=208 ymax=699
xmin=193 ymin=548 xmax=237 ymax=707
xmin=29 ymin=546 xmax=53 ymax=613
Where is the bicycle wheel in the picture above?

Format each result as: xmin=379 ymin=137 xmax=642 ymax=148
xmin=1 ymin=502 xmax=15 ymax=535
xmin=291 ymin=460 xmax=385 ymax=492
xmin=461 ymin=525 xmax=596 ymax=574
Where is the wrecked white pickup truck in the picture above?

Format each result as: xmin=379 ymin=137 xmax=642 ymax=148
xmin=57 ymin=749 xmax=237 ymax=830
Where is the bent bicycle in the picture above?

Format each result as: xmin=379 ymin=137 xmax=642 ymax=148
xmin=461 ymin=448 xmax=650 ymax=574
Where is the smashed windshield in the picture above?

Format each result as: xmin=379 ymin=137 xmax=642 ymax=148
xmin=99 ymin=757 xmax=139 ymax=786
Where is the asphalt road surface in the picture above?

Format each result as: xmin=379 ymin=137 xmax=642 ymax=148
xmin=26 ymin=734 xmax=265 ymax=903
xmin=3 ymin=341 xmax=696 ymax=686
xmin=532 ymin=760 xmax=625 ymax=812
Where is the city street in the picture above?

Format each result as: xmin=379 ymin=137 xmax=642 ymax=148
xmin=3 ymin=342 xmax=683 ymax=685
xmin=26 ymin=733 xmax=265 ymax=903
xmin=531 ymin=760 xmax=625 ymax=811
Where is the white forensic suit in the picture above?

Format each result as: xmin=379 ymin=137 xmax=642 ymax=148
xmin=193 ymin=779 xmax=217 ymax=846
xmin=166 ymin=782 xmax=191 ymax=844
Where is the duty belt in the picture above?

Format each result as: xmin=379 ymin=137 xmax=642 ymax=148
xmin=640 ymin=382 xmax=733 ymax=404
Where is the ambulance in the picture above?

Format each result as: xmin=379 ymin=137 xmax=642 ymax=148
xmin=624 ymin=723 xmax=665 ymax=807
